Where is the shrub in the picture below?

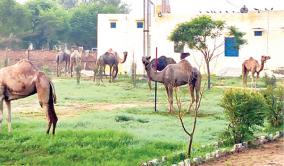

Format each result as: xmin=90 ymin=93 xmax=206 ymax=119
xmin=263 ymin=74 xmax=276 ymax=87
xmin=261 ymin=86 xmax=284 ymax=127
xmin=220 ymin=89 xmax=268 ymax=143
xmin=42 ymin=65 xmax=51 ymax=75
xmin=115 ymin=115 xmax=133 ymax=122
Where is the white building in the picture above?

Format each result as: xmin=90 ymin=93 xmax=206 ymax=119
xmin=97 ymin=1 xmax=284 ymax=76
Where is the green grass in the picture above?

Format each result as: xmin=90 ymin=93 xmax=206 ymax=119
xmin=0 ymin=75 xmax=283 ymax=165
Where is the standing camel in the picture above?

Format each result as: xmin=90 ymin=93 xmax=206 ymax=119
xmin=147 ymin=55 xmax=176 ymax=90
xmin=0 ymin=60 xmax=58 ymax=134
xmin=56 ymin=50 xmax=71 ymax=77
xmin=242 ymin=55 xmax=271 ymax=87
xmin=95 ymin=51 xmax=128 ymax=83
xmin=142 ymin=56 xmax=201 ymax=113
xmin=70 ymin=46 xmax=84 ymax=77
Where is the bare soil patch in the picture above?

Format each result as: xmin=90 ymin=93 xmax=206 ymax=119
xmin=201 ymin=138 xmax=284 ymax=166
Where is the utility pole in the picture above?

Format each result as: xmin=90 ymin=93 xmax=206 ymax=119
xmin=143 ymin=0 xmax=151 ymax=58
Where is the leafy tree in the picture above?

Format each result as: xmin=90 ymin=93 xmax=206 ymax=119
xmin=24 ymin=0 xmax=70 ymax=49
xmin=169 ymin=15 xmax=246 ymax=90
xmin=0 ymin=0 xmax=31 ymax=48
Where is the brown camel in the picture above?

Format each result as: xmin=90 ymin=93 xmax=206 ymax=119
xmin=0 ymin=60 xmax=58 ymax=134
xmin=56 ymin=50 xmax=71 ymax=77
xmin=242 ymin=55 xmax=271 ymax=87
xmin=70 ymin=46 xmax=84 ymax=77
xmin=95 ymin=51 xmax=128 ymax=83
xmin=142 ymin=56 xmax=201 ymax=113
xmin=147 ymin=55 xmax=176 ymax=90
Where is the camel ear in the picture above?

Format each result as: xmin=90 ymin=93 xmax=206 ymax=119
xmin=146 ymin=56 xmax=151 ymax=60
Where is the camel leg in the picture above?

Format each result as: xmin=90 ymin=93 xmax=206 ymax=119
xmin=109 ymin=66 xmax=112 ymax=83
xmin=0 ymin=97 xmax=3 ymax=133
xmin=148 ymin=80 xmax=152 ymax=91
xmin=168 ymin=86 xmax=174 ymax=113
xmin=36 ymin=76 xmax=57 ymax=135
xmin=243 ymin=71 xmax=248 ymax=87
xmin=5 ymin=100 xmax=12 ymax=133
xmin=188 ymin=85 xmax=195 ymax=112
xmin=56 ymin=63 xmax=59 ymax=77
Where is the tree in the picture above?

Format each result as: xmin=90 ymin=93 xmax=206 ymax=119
xmin=169 ymin=15 xmax=246 ymax=90
xmin=24 ymin=0 xmax=70 ymax=49
xmin=0 ymin=0 xmax=31 ymax=48
xmin=175 ymin=83 xmax=205 ymax=157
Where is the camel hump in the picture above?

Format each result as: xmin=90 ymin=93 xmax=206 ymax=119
xmin=16 ymin=59 xmax=36 ymax=68
xmin=179 ymin=60 xmax=193 ymax=72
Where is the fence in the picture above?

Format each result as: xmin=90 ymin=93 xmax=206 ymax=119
xmin=0 ymin=50 xmax=97 ymax=72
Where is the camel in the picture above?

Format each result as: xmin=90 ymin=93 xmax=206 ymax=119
xmin=142 ymin=56 xmax=201 ymax=113
xmin=95 ymin=50 xmax=128 ymax=83
xmin=147 ymin=55 xmax=176 ymax=90
xmin=0 ymin=60 xmax=58 ymax=134
xmin=70 ymin=46 xmax=84 ymax=77
xmin=56 ymin=50 xmax=71 ymax=77
xmin=81 ymin=50 xmax=97 ymax=70
xmin=242 ymin=55 xmax=271 ymax=87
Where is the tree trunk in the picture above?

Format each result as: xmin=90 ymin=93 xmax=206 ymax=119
xmin=206 ymin=61 xmax=211 ymax=90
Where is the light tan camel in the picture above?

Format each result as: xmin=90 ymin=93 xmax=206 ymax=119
xmin=142 ymin=56 xmax=201 ymax=113
xmin=0 ymin=60 xmax=58 ymax=134
xmin=242 ymin=55 xmax=271 ymax=87
xmin=95 ymin=50 xmax=128 ymax=83
xmin=70 ymin=46 xmax=84 ymax=77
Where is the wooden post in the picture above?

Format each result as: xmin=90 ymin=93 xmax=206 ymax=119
xmin=154 ymin=47 xmax=158 ymax=112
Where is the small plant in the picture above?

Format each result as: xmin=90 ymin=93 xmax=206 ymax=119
xmin=261 ymin=86 xmax=284 ymax=127
xmin=220 ymin=89 xmax=268 ymax=143
xmin=115 ymin=115 xmax=133 ymax=122
xmin=263 ymin=74 xmax=276 ymax=87
xmin=42 ymin=65 xmax=51 ymax=75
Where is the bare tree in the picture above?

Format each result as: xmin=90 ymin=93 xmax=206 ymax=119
xmin=175 ymin=83 xmax=206 ymax=157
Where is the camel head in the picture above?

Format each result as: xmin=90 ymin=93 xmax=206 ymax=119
xmin=121 ymin=51 xmax=128 ymax=63
xmin=142 ymin=56 xmax=151 ymax=70
xmin=180 ymin=52 xmax=190 ymax=60
xmin=261 ymin=55 xmax=271 ymax=63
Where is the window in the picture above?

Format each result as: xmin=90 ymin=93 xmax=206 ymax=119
xmin=225 ymin=37 xmax=239 ymax=57
xmin=110 ymin=22 xmax=116 ymax=28
xmin=137 ymin=21 xmax=143 ymax=28
xmin=254 ymin=31 xmax=262 ymax=36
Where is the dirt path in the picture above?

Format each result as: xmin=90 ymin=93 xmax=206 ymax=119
xmin=201 ymin=138 xmax=284 ymax=166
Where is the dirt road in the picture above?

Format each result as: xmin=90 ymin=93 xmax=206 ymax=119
xmin=201 ymin=138 xmax=284 ymax=166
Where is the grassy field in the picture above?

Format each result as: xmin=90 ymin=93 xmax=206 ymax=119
xmin=0 ymin=75 xmax=282 ymax=165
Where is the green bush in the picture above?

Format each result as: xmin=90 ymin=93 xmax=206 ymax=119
xmin=261 ymin=86 xmax=284 ymax=127
xmin=263 ymin=74 xmax=277 ymax=87
xmin=220 ymin=89 xmax=268 ymax=143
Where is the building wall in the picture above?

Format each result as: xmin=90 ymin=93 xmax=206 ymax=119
xmin=98 ymin=10 xmax=284 ymax=76
xmin=97 ymin=14 xmax=145 ymax=74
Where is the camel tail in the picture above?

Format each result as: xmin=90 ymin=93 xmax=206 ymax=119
xmin=50 ymin=81 xmax=57 ymax=104
xmin=242 ymin=63 xmax=247 ymax=85
xmin=48 ymin=82 xmax=58 ymax=134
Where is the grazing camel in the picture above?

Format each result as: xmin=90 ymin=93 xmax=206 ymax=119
xmin=95 ymin=51 xmax=128 ymax=83
xmin=0 ymin=60 xmax=58 ymax=134
xmin=70 ymin=47 xmax=84 ymax=77
xmin=142 ymin=56 xmax=201 ymax=113
xmin=56 ymin=50 xmax=71 ymax=77
xmin=242 ymin=55 xmax=271 ymax=87
xmin=147 ymin=55 xmax=176 ymax=90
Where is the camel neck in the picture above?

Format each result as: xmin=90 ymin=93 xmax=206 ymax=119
xmin=257 ymin=60 xmax=265 ymax=72
xmin=146 ymin=66 xmax=164 ymax=83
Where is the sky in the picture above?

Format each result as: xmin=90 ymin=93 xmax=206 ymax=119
xmin=123 ymin=0 xmax=284 ymax=15
xmin=16 ymin=0 xmax=284 ymax=14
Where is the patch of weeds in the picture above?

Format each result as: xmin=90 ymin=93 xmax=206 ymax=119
xmin=137 ymin=118 xmax=149 ymax=123
xmin=115 ymin=115 xmax=134 ymax=122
